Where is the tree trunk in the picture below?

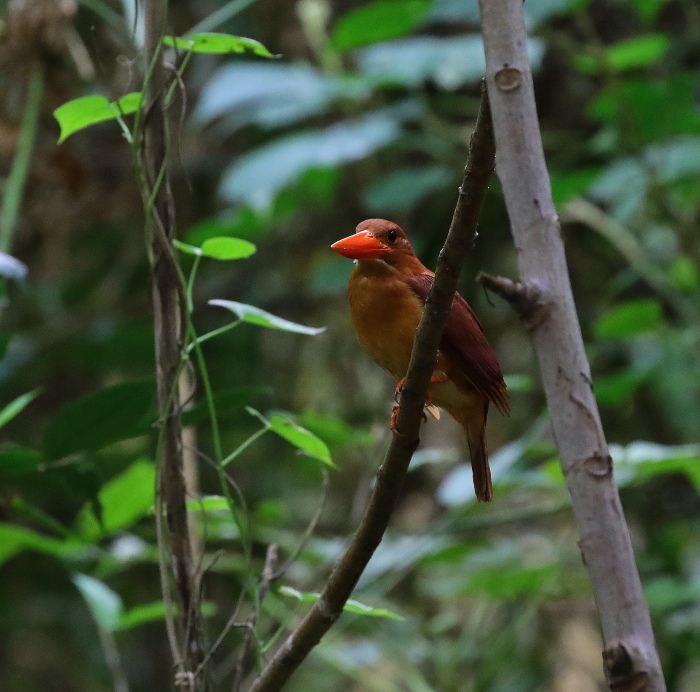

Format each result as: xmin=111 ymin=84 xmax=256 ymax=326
xmin=476 ymin=1 xmax=666 ymax=690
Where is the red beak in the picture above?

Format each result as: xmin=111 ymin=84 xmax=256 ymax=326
xmin=331 ymin=230 xmax=389 ymax=260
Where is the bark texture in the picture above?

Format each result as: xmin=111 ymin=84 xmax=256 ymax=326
xmin=477 ymin=1 xmax=666 ymax=690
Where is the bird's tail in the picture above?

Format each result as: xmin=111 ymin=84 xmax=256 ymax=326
xmin=463 ymin=415 xmax=493 ymax=502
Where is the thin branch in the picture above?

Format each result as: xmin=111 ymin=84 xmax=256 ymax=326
xmin=477 ymin=1 xmax=666 ymax=690
xmin=247 ymin=87 xmax=496 ymax=692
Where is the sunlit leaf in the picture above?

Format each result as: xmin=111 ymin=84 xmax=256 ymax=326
xmin=76 ymin=458 xmax=156 ymax=540
xmin=575 ymin=34 xmax=669 ymax=75
xmin=54 ymin=93 xmax=142 ymax=143
xmin=72 ymin=573 xmax=123 ymax=632
xmin=43 ymin=379 xmax=153 ymax=460
xmin=163 ymin=33 xmax=275 ymax=57
xmin=330 ymin=0 xmax=431 ymax=52
xmin=200 ymin=237 xmax=256 ymax=260
xmin=594 ymin=299 xmax=662 ymax=339
xmin=209 ymin=299 xmax=326 ymax=335
xmin=0 ymin=389 xmax=40 ymax=428
xmin=279 ymin=586 xmax=402 ymax=619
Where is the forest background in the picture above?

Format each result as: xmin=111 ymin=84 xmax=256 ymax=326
xmin=1 ymin=0 xmax=699 ymax=690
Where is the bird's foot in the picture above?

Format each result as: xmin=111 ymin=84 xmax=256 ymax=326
xmin=390 ymin=403 xmax=436 ymax=435
xmin=394 ymin=374 xmax=450 ymax=403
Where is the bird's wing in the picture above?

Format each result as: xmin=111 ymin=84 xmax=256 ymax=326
xmin=406 ymin=273 xmax=510 ymax=415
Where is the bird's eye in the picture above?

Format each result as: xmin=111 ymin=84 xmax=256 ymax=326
xmin=387 ymin=230 xmax=397 ymax=243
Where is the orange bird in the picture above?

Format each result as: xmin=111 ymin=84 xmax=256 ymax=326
xmin=331 ymin=219 xmax=509 ymax=502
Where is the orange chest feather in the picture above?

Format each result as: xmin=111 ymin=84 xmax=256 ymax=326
xmin=348 ymin=264 xmax=425 ymax=380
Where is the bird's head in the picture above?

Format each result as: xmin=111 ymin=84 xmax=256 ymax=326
xmin=331 ymin=219 xmax=416 ymax=267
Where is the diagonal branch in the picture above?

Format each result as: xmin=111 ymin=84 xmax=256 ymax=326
xmin=248 ymin=87 xmax=496 ymax=692
xmin=477 ymin=1 xmax=666 ymax=690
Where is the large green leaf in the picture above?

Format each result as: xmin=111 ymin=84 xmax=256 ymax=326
xmin=331 ymin=0 xmax=431 ymax=52
xmin=163 ymin=33 xmax=275 ymax=57
xmin=0 ymin=389 xmax=40 ymax=428
xmin=76 ymin=458 xmax=156 ymax=540
xmin=209 ymin=300 xmax=326 ymax=335
xmin=43 ymin=379 xmax=154 ymax=460
xmin=362 ymin=165 xmax=452 ymax=213
xmin=219 ymin=111 xmax=399 ymax=209
xmin=194 ymin=63 xmax=369 ymax=131
xmin=575 ymin=34 xmax=669 ymax=74
xmin=594 ymin=299 xmax=662 ymax=339
xmin=0 ymin=447 xmax=44 ymax=479
xmin=54 ymin=93 xmax=142 ymax=143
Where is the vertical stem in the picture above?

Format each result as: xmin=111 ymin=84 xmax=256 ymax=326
xmin=477 ymin=1 xmax=666 ymax=690
xmin=0 ymin=68 xmax=44 ymax=254
xmin=141 ymin=0 xmax=205 ymax=687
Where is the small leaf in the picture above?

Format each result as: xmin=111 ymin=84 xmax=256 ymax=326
xmin=186 ymin=495 xmax=230 ymax=512
xmin=163 ymin=33 xmax=276 ymax=57
xmin=209 ymin=299 xmax=326 ymax=335
xmin=200 ymin=237 xmax=256 ymax=260
xmin=330 ymin=0 xmax=432 ymax=52
xmin=54 ymin=92 xmax=142 ymax=143
xmin=173 ymin=239 xmax=202 ymax=256
xmin=594 ymin=299 xmax=662 ymax=339
xmin=43 ymin=379 xmax=153 ymax=460
xmin=76 ymin=458 xmax=156 ymax=540
xmin=279 ymin=586 xmax=403 ymax=619
xmin=0 ymin=389 xmax=40 ymax=428
xmin=268 ymin=414 xmax=335 ymax=467
xmin=0 ymin=447 xmax=44 ymax=479
xmin=72 ymin=574 xmax=123 ymax=633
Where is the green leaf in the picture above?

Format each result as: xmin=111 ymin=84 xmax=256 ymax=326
xmin=72 ymin=574 xmax=123 ymax=632
xmin=0 ymin=523 xmax=77 ymax=565
xmin=362 ymin=165 xmax=452 ymax=214
xmin=181 ymin=387 xmax=268 ymax=427
xmin=43 ymin=379 xmax=153 ymax=460
xmin=575 ymin=34 xmax=669 ymax=75
xmin=502 ymin=375 xmax=533 ymax=393
xmin=163 ymin=33 xmax=275 ymax=57
xmin=594 ymin=299 xmax=662 ymax=339
xmin=268 ymin=414 xmax=335 ymax=467
xmin=612 ymin=442 xmax=700 ymax=490
xmin=209 ymin=300 xmax=326 ymax=335
xmin=0 ymin=388 xmax=40 ymax=428
xmin=464 ymin=565 xmax=564 ymax=599
xmin=118 ymin=600 xmax=217 ymax=630
xmin=76 ymin=458 xmax=156 ymax=540
xmin=186 ymin=495 xmax=230 ymax=512
xmin=296 ymin=410 xmax=373 ymax=448
xmin=330 ymin=0 xmax=432 ymax=52
xmin=54 ymin=93 xmax=142 ymax=143
xmin=174 ymin=237 xmax=256 ymax=260
xmin=595 ymin=370 xmax=648 ymax=406
xmin=0 ymin=447 xmax=43 ymax=479
xmin=279 ymin=586 xmax=403 ymax=619
xmin=201 ymin=237 xmax=256 ymax=260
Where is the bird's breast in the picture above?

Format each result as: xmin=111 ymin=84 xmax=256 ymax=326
xmin=348 ymin=266 xmax=425 ymax=381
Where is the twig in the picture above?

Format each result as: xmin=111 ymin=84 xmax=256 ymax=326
xmin=477 ymin=1 xmax=666 ymax=690
xmin=247 ymin=87 xmax=496 ymax=692
xmin=141 ymin=0 xmax=205 ymax=688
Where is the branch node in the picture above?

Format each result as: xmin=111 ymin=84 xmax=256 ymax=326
xmin=315 ymin=595 xmax=340 ymax=623
xmin=476 ymin=272 xmax=548 ymax=329
xmin=494 ymin=66 xmax=522 ymax=92
xmin=603 ymin=641 xmax=651 ymax=692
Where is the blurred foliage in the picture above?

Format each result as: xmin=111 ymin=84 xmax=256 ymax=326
xmin=0 ymin=0 xmax=700 ymax=690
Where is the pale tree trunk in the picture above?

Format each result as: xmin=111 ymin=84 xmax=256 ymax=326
xmin=476 ymin=1 xmax=666 ymax=690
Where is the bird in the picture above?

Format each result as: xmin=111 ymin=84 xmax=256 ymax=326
xmin=331 ymin=218 xmax=509 ymax=502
